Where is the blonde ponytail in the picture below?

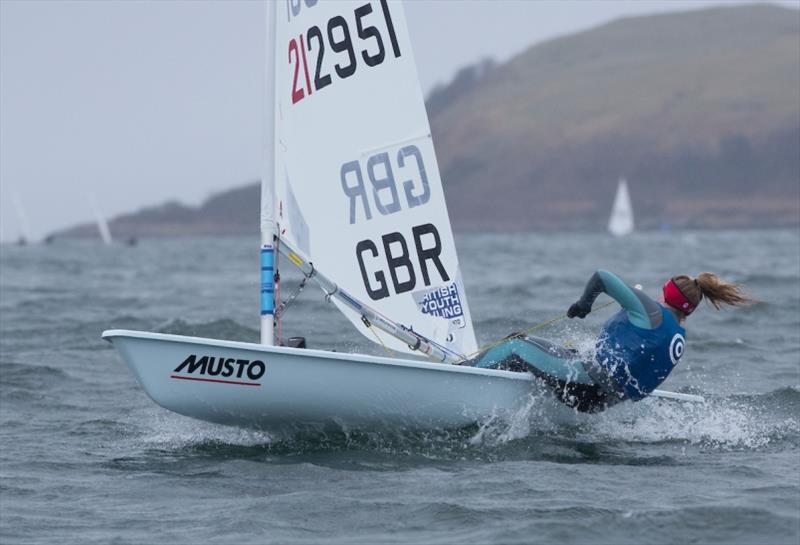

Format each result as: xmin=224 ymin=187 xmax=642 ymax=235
xmin=673 ymin=272 xmax=753 ymax=310
xmin=695 ymin=272 xmax=752 ymax=309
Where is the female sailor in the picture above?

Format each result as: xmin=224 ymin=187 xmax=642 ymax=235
xmin=469 ymin=270 xmax=751 ymax=412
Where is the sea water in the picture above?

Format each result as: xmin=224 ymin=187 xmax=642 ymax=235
xmin=1 ymin=231 xmax=798 ymax=544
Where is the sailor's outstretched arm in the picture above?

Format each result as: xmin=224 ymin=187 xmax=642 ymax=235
xmin=568 ymin=270 xmax=661 ymax=328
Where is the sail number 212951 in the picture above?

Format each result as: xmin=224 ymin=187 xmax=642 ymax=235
xmin=287 ymin=0 xmax=401 ymax=105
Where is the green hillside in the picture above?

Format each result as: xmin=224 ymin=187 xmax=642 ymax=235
xmin=430 ymin=4 xmax=799 ymax=229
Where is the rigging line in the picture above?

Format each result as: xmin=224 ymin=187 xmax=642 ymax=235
xmin=275 ymin=233 xmax=282 ymax=344
xmin=277 ymin=276 xmax=308 ymax=318
xmin=415 ymin=330 xmax=465 ymax=360
xmin=274 ymin=239 xmax=314 ymax=319
xmin=364 ymin=304 xmax=463 ymax=360
xmin=391 ymin=318 xmax=463 ymax=360
xmin=361 ymin=316 xmax=395 ymax=358
xmin=454 ymin=299 xmax=617 ymax=365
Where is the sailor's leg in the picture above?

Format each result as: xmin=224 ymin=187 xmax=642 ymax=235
xmin=471 ymin=339 xmax=531 ymax=370
xmin=535 ymin=373 xmax=622 ymax=413
xmin=518 ymin=336 xmax=592 ymax=383
xmin=470 ymin=336 xmax=619 ymax=413
xmin=470 ymin=337 xmax=584 ymax=378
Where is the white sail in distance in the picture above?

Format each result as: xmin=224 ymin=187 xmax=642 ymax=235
xmin=271 ymin=0 xmax=477 ymax=356
xmin=608 ymin=178 xmax=634 ymax=237
xmin=89 ymin=193 xmax=113 ymax=245
xmin=10 ymin=191 xmax=32 ymax=243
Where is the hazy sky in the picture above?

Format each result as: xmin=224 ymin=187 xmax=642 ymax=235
xmin=1 ymin=0 xmax=796 ymax=241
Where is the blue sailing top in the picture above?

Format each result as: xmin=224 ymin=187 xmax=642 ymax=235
xmin=575 ymin=270 xmax=686 ymax=400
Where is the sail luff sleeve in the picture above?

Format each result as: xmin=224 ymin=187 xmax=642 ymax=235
xmin=260 ymin=0 xmax=276 ymax=240
xmin=259 ymin=0 xmax=277 ymax=345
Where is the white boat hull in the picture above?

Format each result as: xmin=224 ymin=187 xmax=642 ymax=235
xmin=102 ymin=330 xmax=564 ymax=433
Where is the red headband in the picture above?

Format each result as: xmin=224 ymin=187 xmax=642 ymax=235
xmin=663 ymin=278 xmax=697 ymax=315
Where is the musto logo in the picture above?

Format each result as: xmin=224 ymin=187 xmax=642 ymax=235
xmin=413 ymin=283 xmax=466 ymax=328
xmin=171 ymin=354 xmax=265 ymax=387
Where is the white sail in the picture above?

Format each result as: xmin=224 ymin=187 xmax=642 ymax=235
xmin=10 ymin=191 xmax=32 ymax=243
xmin=608 ymin=178 xmax=634 ymax=236
xmin=89 ymin=193 xmax=113 ymax=245
xmin=271 ymin=0 xmax=477 ymax=356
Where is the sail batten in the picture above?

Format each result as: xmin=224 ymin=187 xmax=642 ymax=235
xmin=271 ymin=0 xmax=477 ymax=356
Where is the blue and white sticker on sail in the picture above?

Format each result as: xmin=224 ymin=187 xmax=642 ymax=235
xmin=413 ymin=283 xmax=466 ymax=328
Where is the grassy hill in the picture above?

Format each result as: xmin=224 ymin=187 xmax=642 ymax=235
xmin=430 ymin=4 xmax=799 ymax=230
xmin=56 ymin=184 xmax=259 ymax=238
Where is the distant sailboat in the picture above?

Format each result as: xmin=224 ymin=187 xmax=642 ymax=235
xmin=608 ymin=178 xmax=634 ymax=236
xmin=89 ymin=193 xmax=113 ymax=245
xmin=11 ymin=191 xmax=32 ymax=245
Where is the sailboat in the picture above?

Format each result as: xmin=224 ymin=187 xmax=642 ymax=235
xmin=608 ymin=178 xmax=634 ymax=236
xmin=11 ymin=191 xmax=32 ymax=245
xmin=89 ymin=193 xmax=113 ymax=246
xmin=103 ymin=1 xmax=699 ymax=433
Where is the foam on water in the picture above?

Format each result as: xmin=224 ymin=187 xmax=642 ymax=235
xmin=466 ymin=386 xmax=800 ymax=451
xmin=121 ymin=383 xmax=799 ymax=460
xmin=125 ymin=408 xmax=275 ymax=450
xmin=468 ymin=390 xmax=567 ymax=446
xmin=584 ymin=395 xmax=799 ymax=450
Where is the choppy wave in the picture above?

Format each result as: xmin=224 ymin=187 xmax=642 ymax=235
xmin=154 ymin=318 xmax=259 ymax=342
xmin=118 ymin=387 xmax=799 ymax=465
xmin=581 ymin=389 xmax=800 ymax=450
xmin=466 ymin=387 xmax=800 ymax=452
xmin=3 ymin=232 xmax=798 ymax=544
xmin=0 ymin=361 xmax=73 ymax=388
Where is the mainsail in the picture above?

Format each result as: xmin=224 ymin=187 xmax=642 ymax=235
xmin=269 ymin=0 xmax=477 ymax=357
xmin=608 ymin=178 xmax=634 ymax=237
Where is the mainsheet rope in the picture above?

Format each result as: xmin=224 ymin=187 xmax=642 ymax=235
xmin=454 ymin=299 xmax=616 ymax=365
xmin=279 ymin=265 xmax=616 ymax=365
xmin=361 ymin=316 xmax=396 ymax=358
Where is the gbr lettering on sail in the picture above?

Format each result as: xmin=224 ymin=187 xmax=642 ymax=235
xmin=341 ymin=146 xmax=448 ymax=301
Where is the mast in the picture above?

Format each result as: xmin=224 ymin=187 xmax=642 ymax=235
xmin=260 ymin=0 xmax=277 ymax=345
